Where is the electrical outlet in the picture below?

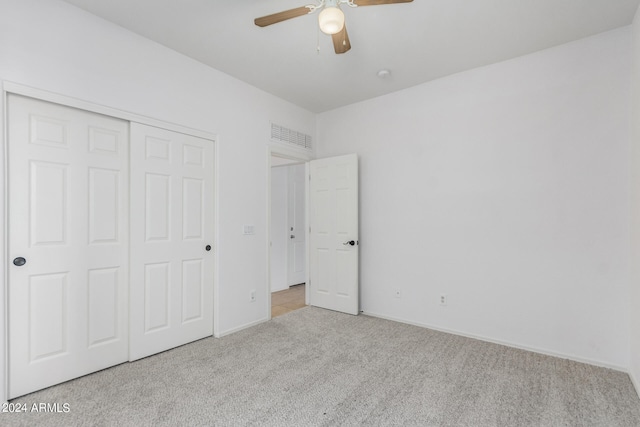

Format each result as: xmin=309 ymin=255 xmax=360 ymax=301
xmin=439 ymin=294 xmax=447 ymax=306
xmin=395 ymin=289 xmax=402 ymax=298
xmin=250 ymin=290 xmax=256 ymax=302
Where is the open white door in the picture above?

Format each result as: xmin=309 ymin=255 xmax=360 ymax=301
xmin=309 ymin=154 xmax=359 ymax=315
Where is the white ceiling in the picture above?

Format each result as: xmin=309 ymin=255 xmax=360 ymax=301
xmin=61 ymin=0 xmax=639 ymax=113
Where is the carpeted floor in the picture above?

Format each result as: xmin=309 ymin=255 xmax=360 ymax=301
xmin=3 ymin=306 xmax=640 ymax=426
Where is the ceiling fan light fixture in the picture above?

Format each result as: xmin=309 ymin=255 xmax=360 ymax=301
xmin=318 ymin=6 xmax=345 ymax=35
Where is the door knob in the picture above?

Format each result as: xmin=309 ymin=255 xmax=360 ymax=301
xmin=343 ymin=240 xmax=356 ymax=246
xmin=13 ymin=257 xmax=26 ymax=266
xmin=290 ymin=235 xmax=295 ymax=239
xmin=205 ymin=245 xmax=211 ymax=251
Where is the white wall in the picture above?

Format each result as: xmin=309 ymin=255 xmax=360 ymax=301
xmin=0 ymin=0 xmax=316 ymax=402
xmin=317 ymin=27 xmax=632 ymax=368
xmin=288 ymin=163 xmax=307 ymax=286
xmin=271 ymin=166 xmax=290 ymax=292
xmin=630 ymin=5 xmax=640 ymax=395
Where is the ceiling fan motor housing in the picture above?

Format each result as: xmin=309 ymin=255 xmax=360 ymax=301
xmin=318 ymin=2 xmax=345 ymax=35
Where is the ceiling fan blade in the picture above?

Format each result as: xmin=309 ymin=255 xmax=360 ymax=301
xmin=353 ymin=0 xmax=413 ymax=5
xmin=254 ymin=6 xmax=312 ymax=27
xmin=332 ymin=25 xmax=351 ymax=54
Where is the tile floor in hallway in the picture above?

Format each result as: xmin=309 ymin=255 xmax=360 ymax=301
xmin=271 ymin=284 xmax=306 ymax=318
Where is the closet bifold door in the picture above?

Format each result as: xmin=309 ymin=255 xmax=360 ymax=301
xmin=8 ymin=94 xmax=129 ymax=399
xmin=129 ymin=123 xmax=214 ymax=361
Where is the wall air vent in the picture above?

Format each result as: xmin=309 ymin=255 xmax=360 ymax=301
xmin=271 ymin=123 xmax=312 ymax=150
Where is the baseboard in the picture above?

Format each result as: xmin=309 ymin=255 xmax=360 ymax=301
xmin=215 ymin=317 xmax=269 ymax=338
xmin=361 ymin=310 xmax=627 ymax=373
xmin=630 ymin=369 xmax=640 ymax=399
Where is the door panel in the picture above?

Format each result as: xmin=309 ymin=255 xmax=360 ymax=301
xmin=309 ymin=154 xmax=359 ymax=315
xmin=183 ymin=178 xmax=204 ymax=239
xmin=182 ymin=259 xmax=204 ymax=322
xmin=89 ymin=168 xmax=120 ymax=243
xmin=8 ymin=94 xmax=129 ymax=398
xmin=88 ymin=267 xmax=120 ymax=346
xmin=144 ymin=262 xmax=171 ymax=332
xmin=130 ymin=123 xmax=214 ymax=361
xmin=29 ymin=273 xmax=68 ymax=361
xmin=30 ymin=161 xmax=68 ymax=245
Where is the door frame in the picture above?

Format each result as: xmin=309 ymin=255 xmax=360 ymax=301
xmin=267 ymin=144 xmax=313 ymax=319
xmin=0 ymin=81 xmax=219 ymax=403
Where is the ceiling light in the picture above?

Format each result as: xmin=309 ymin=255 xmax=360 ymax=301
xmin=318 ymin=7 xmax=345 ymax=35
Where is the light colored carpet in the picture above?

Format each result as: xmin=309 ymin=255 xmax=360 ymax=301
xmin=3 ymin=306 xmax=640 ymax=426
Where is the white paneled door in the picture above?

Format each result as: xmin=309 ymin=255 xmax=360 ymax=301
xmin=309 ymin=154 xmax=359 ymax=315
xmin=129 ymin=123 xmax=214 ymax=361
xmin=288 ymin=164 xmax=306 ymax=286
xmin=8 ymin=94 xmax=129 ymax=398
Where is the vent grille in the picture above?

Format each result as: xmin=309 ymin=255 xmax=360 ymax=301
xmin=271 ymin=123 xmax=312 ymax=150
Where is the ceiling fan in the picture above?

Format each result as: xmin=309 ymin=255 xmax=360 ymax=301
xmin=254 ymin=0 xmax=414 ymax=54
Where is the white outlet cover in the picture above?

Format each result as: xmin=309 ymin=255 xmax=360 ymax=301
xmin=243 ymin=225 xmax=255 ymax=235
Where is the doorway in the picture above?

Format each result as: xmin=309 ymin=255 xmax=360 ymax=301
xmin=269 ymin=154 xmax=308 ymax=318
xmin=267 ymin=151 xmax=360 ymax=318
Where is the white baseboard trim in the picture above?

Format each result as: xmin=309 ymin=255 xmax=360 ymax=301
xmin=215 ymin=317 xmax=269 ymax=338
xmin=361 ymin=310 xmax=627 ymax=373
xmin=630 ymin=369 xmax=640 ymax=399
